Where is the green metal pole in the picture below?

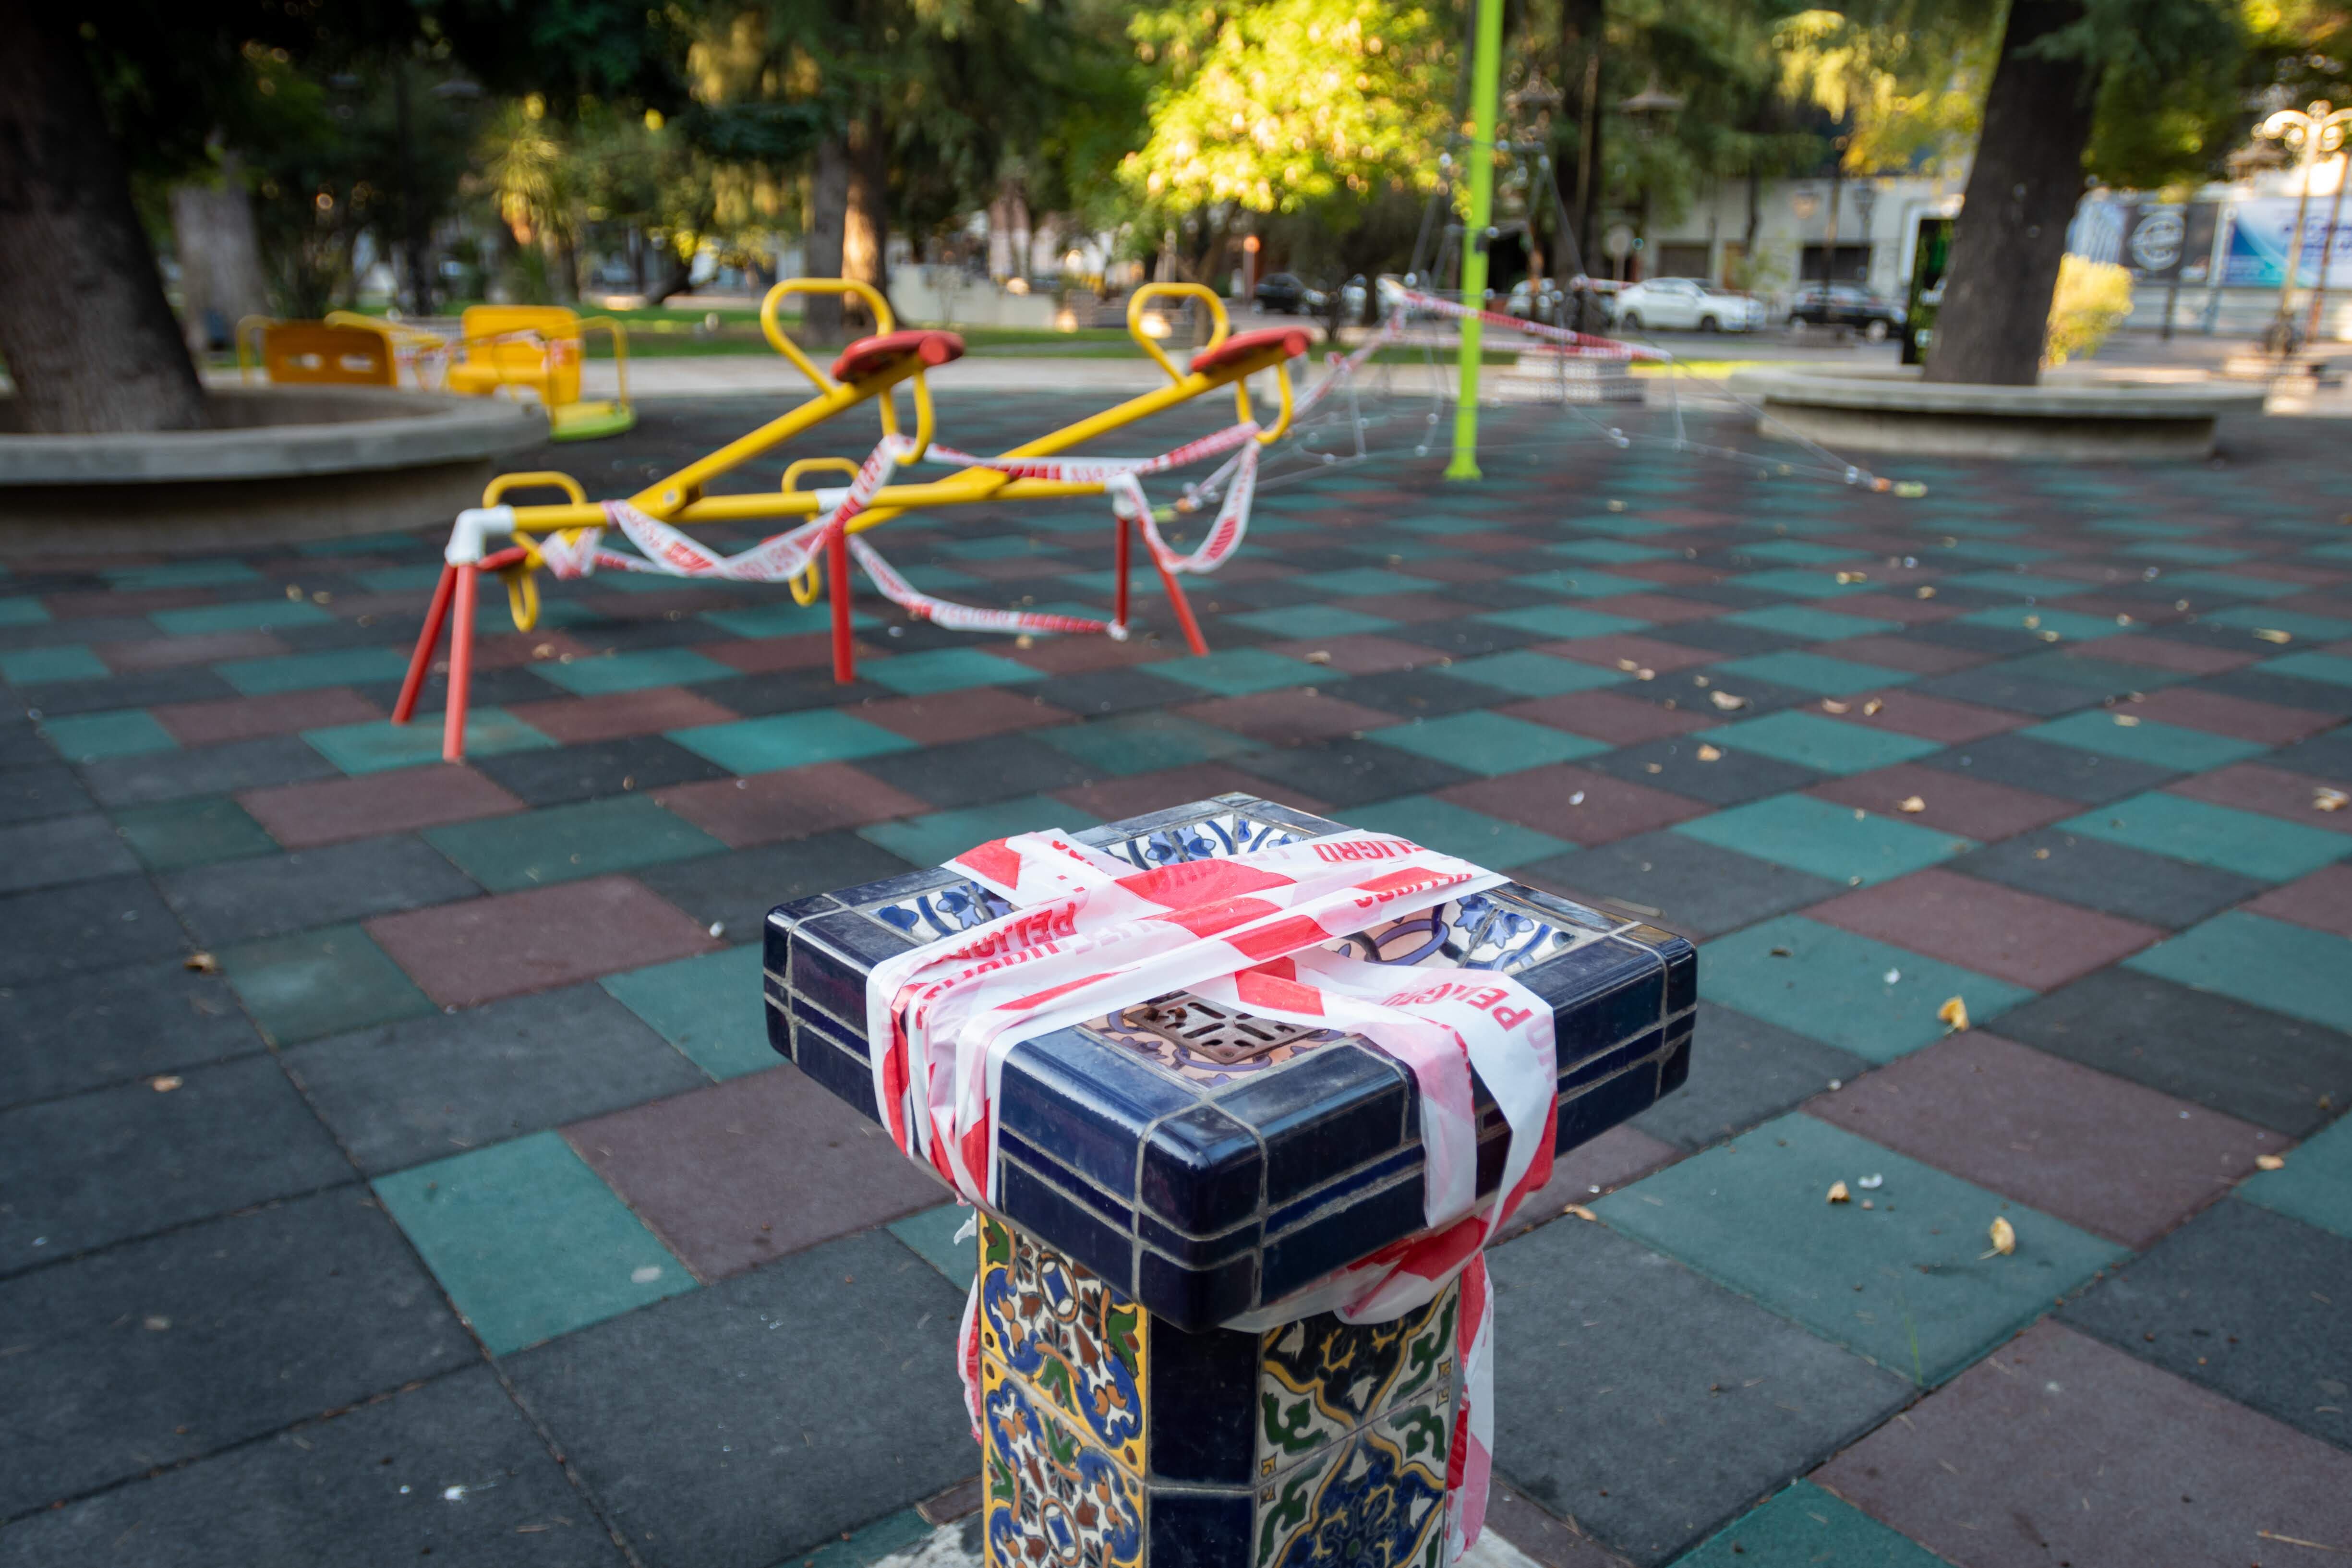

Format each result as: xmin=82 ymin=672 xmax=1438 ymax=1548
xmin=1445 ymin=0 xmax=1506 ymax=482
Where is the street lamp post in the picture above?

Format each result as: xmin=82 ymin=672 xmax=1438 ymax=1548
xmin=2257 ymin=100 xmax=2352 ymax=354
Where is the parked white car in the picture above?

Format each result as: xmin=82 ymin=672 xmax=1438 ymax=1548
xmin=1610 ymin=277 xmax=1768 ymax=334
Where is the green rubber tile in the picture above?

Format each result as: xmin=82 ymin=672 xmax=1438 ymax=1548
xmin=1714 ymin=652 xmax=1918 ymax=697
xmin=2090 ymin=519 xmax=2203 ymax=538
xmin=1723 ymin=605 xmax=1903 ymax=641
xmin=1296 ymin=567 xmax=1432 ymax=597
xmin=1477 ymin=605 xmax=1652 ymax=640
xmin=1698 ymin=916 xmax=2034 ymax=1060
xmin=859 ymin=796 xmax=1102 ymax=868
xmin=2237 ymin=1114 xmax=2352 ymax=1242
xmin=2057 ymin=792 xmax=2350 ymax=882
xmin=1557 ymin=513 xmax=1673 ymax=537
xmin=2261 ymin=651 xmax=2352 ymax=688
xmin=1737 ymin=540 xmax=1871 ymax=565
xmin=0 ymin=646 xmax=108 ymax=683
xmin=0 ymin=598 xmax=51 ymax=627
xmin=152 ymin=600 xmax=336 ymax=635
xmin=1227 ymin=604 xmax=1400 ymax=639
xmin=2022 ymin=711 xmax=2269 ymax=772
xmin=1677 ymin=1480 xmax=1952 ymax=1568
xmin=1339 ymin=795 xmax=1568 ymax=869
xmin=40 ymin=709 xmax=177 ymax=762
xmin=1368 ymin=711 xmax=1607 ymax=775
xmin=113 ymin=796 xmax=277 ymax=872
xmin=1936 ymin=539 xmax=2058 ymax=565
xmin=1955 ymin=605 xmax=2131 ymax=641
xmin=700 ymin=603 xmax=876 ymax=638
xmin=665 ymin=710 xmax=914 ymax=774
xmin=1514 ymin=569 xmax=1654 ymax=599
xmin=527 ymin=648 xmax=737 ymax=696
xmin=2124 ymin=911 xmax=2352 ymax=1034
xmin=105 ymin=560 xmax=262 ymax=589
xmin=1597 ymin=1112 xmax=2125 ymax=1385
xmin=2164 ymin=570 xmax=2305 ymax=601
xmin=2123 ymin=542 xmax=2251 ymax=565
xmin=1731 ymin=569 xmax=1879 ymax=600
xmin=1034 ymin=712 xmax=1252 ymax=776
xmin=1702 ymin=712 xmax=1944 ymax=776
xmin=1543 ymin=539 xmax=1676 ymax=564
xmin=220 ymin=922 xmax=437 ymax=1046
xmin=424 ymin=795 xmax=723 ymax=892
xmin=2204 ymin=606 xmax=2352 ymax=641
xmin=374 ymin=1132 xmax=694 ymax=1357
xmin=1938 ymin=571 xmax=2088 ymax=602
xmin=862 ymin=648 xmax=1047 ymax=696
xmin=601 ymin=944 xmax=774 ymax=1080
xmin=891 ymin=564 xmax=982 ymax=592
xmin=1437 ymin=651 xmax=1625 ymax=698
xmin=1678 ymin=794 xmax=1971 ymax=886
xmin=303 ymin=709 xmax=555 ymax=775
xmin=936 ymin=535 xmax=1054 ymax=561
xmin=888 ymin=1203 xmax=977 ymax=1289
xmin=214 ymin=647 xmax=414 ymax=696
xmin=350 ymin=564 xmax=449 ymax=592
xmin=1150 ymin=648 xmax=1327 ymax=696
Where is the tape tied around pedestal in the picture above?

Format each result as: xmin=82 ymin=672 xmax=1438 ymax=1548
xmin=863 ymin=827 xmax=1564 ymax=1561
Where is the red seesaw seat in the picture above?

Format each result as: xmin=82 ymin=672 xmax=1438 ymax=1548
xmin=1188 ymin=325 xmax=1311 ymax=376
xmin=831 ymin=329 xmax=966 ymax=383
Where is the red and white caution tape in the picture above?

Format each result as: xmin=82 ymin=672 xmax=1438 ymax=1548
xmin=865 ymin=827 xmax=1559 ymax=1560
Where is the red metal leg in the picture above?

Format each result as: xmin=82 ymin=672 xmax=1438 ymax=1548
xmin=1113 ymin=512 xmax=1132 ymax=631
xmin=829 ymin=527 xmax=856 ymax=684
xmin=443 ymin=566 xmax=479 ymax=763
xmin=1153 ymin=553 xmax=1211 ymax=658
xmin=393 ymin=563 xmax=458 ymax=725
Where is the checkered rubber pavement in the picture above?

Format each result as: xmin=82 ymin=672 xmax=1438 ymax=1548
xmin=3 ymin=393 xmax=2350 ymax=1567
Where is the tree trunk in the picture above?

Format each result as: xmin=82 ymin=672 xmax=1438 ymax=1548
xmin=804 ymin=134 xmax=851 ymax=341
xmin=0 ymin=0 xmax=205 ymax=433
xmin=169 ymin=156 xmax=271 ymax=357
xmin=1556 ymin=0 xmax=1604 ymax=277
xmin=1922 ymin=0 xmax=2098 ymax=385
xmin=843 ymin=112 xmax=891 ymax=330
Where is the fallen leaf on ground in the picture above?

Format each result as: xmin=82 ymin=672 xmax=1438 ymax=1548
xmin=2316 ymin=788 xmax=2348 ymax=813
xmin=1939 ymin=996 xmax=1971 ymax=1032
xmin=1827 ymin=1182 xmax=1851 ymax=1204
xmin=2257 ymin=1154 xmax=2286 ymax=1171
xmin=1916 ymin=586 xmax=1936 ymax=599
xmin=1899 ymin=796 xmax=1927 ymax=814
xmin=1617 ymin=658 xmax=1640 ymax=671
xmin=151 ymin=1076 xmax=183 ymax=1093
xmin=1821 ymin=699 xmax=1852 ymax=714
xmin=1769 ymin=945 xmax=1792 ymax=957
xmin=2254 ymin=628 xmax=2293 ymax=644
xmin=1858 ymin=1174 xmax=1884 ymax=1190
xmin=1696 ymin=744 xmax=1723 ymax=761
xmin=2113 ymin=714 xmax=2140 ymax=727
xmin=1835 ymin=571 xmax=1867 ymax=584
xmin=1709 ymin=690 xmax=1747 ymax=711
xmin=1635 ymin=667 xmax=1655 ymax=680
xmin=1305 ymin=650 xmax=1332 ymax=665
xmin=1564 ymin=1205 xmax=1598 ymax=1221
xmin=1861 ymin=698 xmax=1883 ymax=715
xmin=1985 ymin=1216 xmax=2016 ymax=1257
xmin=2024 ymin=615 xmax=2042 ymax=629
xmin=1568 ymin=790 xmax=1586 ymax=805
xmin=183 ymin=953 xmax=218 ymax=973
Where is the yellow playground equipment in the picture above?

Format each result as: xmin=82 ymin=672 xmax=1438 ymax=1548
xmin=235 ymin=318 xmax=399 ymax=387
xmin=395 ymin=278 xmax=1308 ymax=762
xmin=435 ymin=305 xmax=635 ymax=441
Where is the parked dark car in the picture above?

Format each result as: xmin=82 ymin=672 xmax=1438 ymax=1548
xmin=1787 ymin=283 xmax=1906 ymax=339
xmin=1251 ymin=272 xmax=1322 ymax=314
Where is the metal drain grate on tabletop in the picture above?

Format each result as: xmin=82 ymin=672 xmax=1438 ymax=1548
xmin=1116 ymin=994 xmax=1321 ymax=1065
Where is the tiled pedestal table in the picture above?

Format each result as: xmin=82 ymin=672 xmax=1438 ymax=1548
xmin=764 ymin=794 xmax=1696 ymax=1568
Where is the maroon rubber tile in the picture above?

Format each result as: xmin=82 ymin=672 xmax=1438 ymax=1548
xmin=92 ymin=630 xmax=289 ymax=672
xmin=1259 ymin=634 xmax=1437 ymax=675
xmin=703 ymin=634 xmax=836 ymax=675
xmin=863 ymin=688 xmax=1070 ymax=745
xmin=1485 ymin=1481 xmax=1632 ymax=1568
xmin=2232 ymin=560 xmax=2346 ymax=585
xmin=151 ymin=688 xmax=386 ymax=747
xmin=1401 ymin=558 xmax=1510 ymax=585
xmin=2166 ymin=763 xmax=2352 ymax=836
xmin=1819 ymin=592 xmax=1965 ymax=627
xmin=960 ymin=555 xmax=1074 ymax=582
xmin=1446 ymin=530 xmax=1527 ymax=552
xmin=505 ymin=686 xmax=740 ymax=746
xmin=366 ymin=874 xmax=718 ymax=1008
xmin=1609 ymin=563 xmax=1729 ymax=591
xmin=1819 ymin=687 xmax=2028 ymax=743
xmin=2245 ymin=863 xmax=2352 ymax=937
xmin=1503 ymin=689 xmax=1712 ymax=746
xmin=239 ymin=765 xmax=526 ymax=850
xmin=1805 ymin=763 xmax=2075 ymax=843
xmin=1809 ymin=867 xmax=2163 ymax=990
xmin=2126 ymin=686 xmax=2336 ymax=744
xmin=565 ymin=1066 xmax=948 ymax=1281
xmin=1171 ymin=689 xmax=1400 ymax=744
xmin=1336 ymin=591 xmax=1476 ymax=624
xmin=577 ymin=586 xmax=744 ymax=619
xmin=1814 ymin=1320 xmax=2352 ymax=1567
xmin=1809 ymin=633 xmax=1991 ymax=675
xmin=655 ymin=761 xmax=929 ymax=848
xmin=1583 ymin=591 xmax=1724 ymax=623
xmin=48 ymin=587 xmax=220 ymax=619
xmin=1006 ymin=635 xmax=1178 ymax=674
xmin=1542 ymin=633 xmax=1717 ymax=674
xmin=1645 ymin=506 xmax=1735 ymax=527
xmin=2067 ymin=593 xmax=2185 ymax=625
xmin=1052 ymin=762 xmax=1329 ymax=822
xmin=1802 ymin=1033 xmax=2278 ymax=1248
xmin=1493 ymin=1123 xmax=1680 ymax=1242
xmin=2081 ymin=636 xmax=2257 ymax=675
xmin=1439 ymin=764 xmax=1708 ymax=845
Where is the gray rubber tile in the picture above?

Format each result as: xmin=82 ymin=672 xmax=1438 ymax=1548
xmin=284 ymin=983 xmax=708 ymax=1176
xmin=1581 ymin=738 xmax=1824 ymax=808
xmin=1908 ymin=666 xmax=2105 ymax=717
xmin=1993 ymin=967 xmax=2352 ymax=1136
xmin=631 ymin=832 xmax=916 ymax=943
xmin=1816 ymin=1319 xmax=2352 ymax=1568
xmin=472 ymin=734 xmax=732 ymax=808
xmin=1951 ymin=827 xmax=2267 ymax=929
xmin=1229 ymin=737 xmax=1481 ymax=808
xmin=0 ymin=1187 xmax=472 ymax=1517
xmin=0 ymin=761 xmax=95 ymax=825
xmin=1488 ymin=1217 xmax=1912 ymax=1568
xmin=503 ymin=1230 xmax=973 ymax=1568
xmin=2062 ymin=1197 xmax=2352 ymax=1451
xmin=1629 ymin=1002 xmax=1869 ymax=1150
xmin=159 ymin=833 xmax=482 ymax=948
xmin=855 ymin=734 xmax=1095 ymax=809
xmin=1524 ymin=831 xmax=1842 ymax=940
xmin=80 ymin=735 xmax=339 ymax=808
xmin=0 ymin=812 xmax=138 ymax=894
xmin=0 ymin=1367 xmax=626 ymax=1567
xmin=0 ymin=957 xmax=258 ymax=1109
xmin=0 ymin=873 xmax=185 ymax=986
xmin=1914 ymin=732 xmax=2178 ymax=803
